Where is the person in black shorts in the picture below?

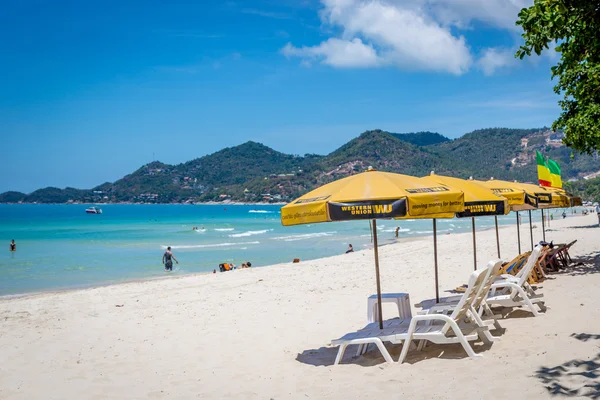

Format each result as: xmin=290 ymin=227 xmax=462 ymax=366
xmin=9 ymin=240 xmax=16 ymax=252
xmin=162 ymin=246 xmax=178 ymax=271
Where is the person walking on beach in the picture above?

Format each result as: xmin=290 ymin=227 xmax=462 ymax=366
xmin=345 ymin=244 xmax=354 ymax=254
xmin=596 ymin=204 xmax=600 ymax=226
xmin=162 ymin=247 xmax=178 ymax=271
xmin=9 ymin=239 xmax=16 ymax=252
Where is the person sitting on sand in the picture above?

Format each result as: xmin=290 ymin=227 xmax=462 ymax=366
xmin=241 ymin=261 xmax=252 ymax=268
xmin=345 ymin=244 xmax=354 ymax=254
xmin=9 ymin=239 xmax=16 ymax=252
xmin=162 ymin=247 xmax=178 ymax=271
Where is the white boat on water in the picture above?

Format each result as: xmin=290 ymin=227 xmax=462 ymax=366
xmin=85 ymin=207 xmax=102 ymax=214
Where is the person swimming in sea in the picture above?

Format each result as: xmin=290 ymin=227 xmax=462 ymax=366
xmin=162 ymin=246 xmax=179 ymax=271
xmin=9 ymin=239 xmax=16 ymax=252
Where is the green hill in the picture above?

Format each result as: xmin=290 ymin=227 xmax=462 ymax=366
xmin=3 ymin=127 xmax=600 ymax=203
xmin=0 ymin=191 xmax=26 ymax=203
xmin=390 ymin=131 xmax=451 ymax=146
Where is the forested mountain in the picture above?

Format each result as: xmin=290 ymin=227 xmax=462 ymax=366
xmin=3 ymin=128 xmax=600 ymax=203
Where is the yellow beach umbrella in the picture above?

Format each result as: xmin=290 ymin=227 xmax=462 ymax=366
xmin=470 ymin=179 xmax=540 ymax=254
xmin=281 ymin=169 xmax=465 ymax=328
xmin=422 ymin=174 xmax=509 ymax=270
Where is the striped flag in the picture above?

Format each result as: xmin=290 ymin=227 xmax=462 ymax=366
xmin=548 ymin=158 xmax=562 ymax=188
xmin=536 ymin=150 xmax=552 ymax=187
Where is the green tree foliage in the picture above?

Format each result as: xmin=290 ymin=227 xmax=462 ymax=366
xmin=390 ymin=131 xmax=450 ymax=147
xmin=516 ymin=0 xmax=600 ymax=153
xmin=565 ymin=176 xmax=600 ymax=202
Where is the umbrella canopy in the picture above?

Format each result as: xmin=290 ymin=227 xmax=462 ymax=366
xmin=544 ymin=187 xmax=577 ymax=208
xmin=281 ymin=170 xmax=465 ymax=226
xmin=471 ymin=179 xmax=539 ymax=211
xmin=422 ymin=174 xmax=509 ymax=270
xmin=422 ymin=174 xmax=509 ymax=218
xmin=470 ymin=179 xmax=540 ymax=254
xmin=280 ymin=169 xmax=466 ymax=328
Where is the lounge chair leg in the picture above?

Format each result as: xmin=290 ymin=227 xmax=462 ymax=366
xmin=523 ymin=297 xmax=542 ymax=316
xmin=355 ymin=344 xmax=363 ymax=357
xmin=334 ymin=344 xmax=347 ymax=365
xmin=449 ymin=320 xmax=482 ymax=359
xmin=398 ymin=321 xmax=417 ymax=364
xmin=469 ymin=308 xmax=500 ymax=343
xmin=372 ymin=338 xmax=394 ymax=363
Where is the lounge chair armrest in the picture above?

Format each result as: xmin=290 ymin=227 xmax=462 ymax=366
xmin=411 ymin=313 xmax=456 ymax=325
xmin=490 ymin=281 xmax=520 ymax=290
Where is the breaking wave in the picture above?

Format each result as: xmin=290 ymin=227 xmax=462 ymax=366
xmin=163 ymin=241 xmax=260 ymax=249
xmin=271 ymin=232 xmax=337 ymax=242
xmin=229 ymin=229 xmax=271 ymax=238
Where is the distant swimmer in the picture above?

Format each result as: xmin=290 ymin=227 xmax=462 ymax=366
xmin=345 ymin=244 xmax=354 ymax=254
xmin=9 ymin=239 xmax=16 ymax=252
xmin=162 ymin=246 xmax=179 ymax=271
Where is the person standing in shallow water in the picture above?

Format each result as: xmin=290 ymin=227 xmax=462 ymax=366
xmin=9 ymin=240 xmax=16 ymax=252
xmin=162 ymin=246 xmax=178 ymax=271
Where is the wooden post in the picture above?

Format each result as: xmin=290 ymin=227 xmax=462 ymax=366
xmin=472 ymin=217 xmax=477 ymax=270
xmin=495 ymin=215 xmax=500 ymax=258
xmin=372 ymin=219 xmax=383 ymax=330
xmin=541 ymin=209 xmax=546 ymax=242
xmin=516 ymin=212 xmax=521 ymax=254
xmin=528 ymin=210 xmax=534 ymax=250
xmin=433 ymin=219 xmax=439 ymax=303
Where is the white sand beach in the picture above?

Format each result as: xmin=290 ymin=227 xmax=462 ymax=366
xmin=1 ymin=213 xmax=599 ymax=399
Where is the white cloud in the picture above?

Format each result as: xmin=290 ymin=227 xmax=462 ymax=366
xmin=282 ymin=38 xmax=380 ymax=68
xmin=478 ymin=47 xmax=518 ymax=75
xmin=422 ymin=0 xmax=532 ymax=31
xmin=282 ymin=0 xmax=534 ymax=75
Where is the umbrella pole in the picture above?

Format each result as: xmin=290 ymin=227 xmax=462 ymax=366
xmin=372 ymin=219 xmax=383 ymax=330
xmin=541 ymin=209 xmax=546 ymax=242
xmin=494 ymin=215 xmax=500 ymax=259
xmin=516 ymin=212 xmax=521 ymax=254
xmin=472 ymin=217 xmax=477 ymax=270
xmin=528 ymin=210 xmax=534 ymax=250
xmin=433 ymin=219 xmax=439 ymax=303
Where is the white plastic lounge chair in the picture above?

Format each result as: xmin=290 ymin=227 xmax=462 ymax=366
xmin=486 ymin=244 xmax=547 ymax=316
xmin=414 ymin=259 xmax=504 ymax=349
xmin=331 ymin=266 xmax=493 ymax=364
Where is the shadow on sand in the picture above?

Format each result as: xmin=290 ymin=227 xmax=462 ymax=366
xmin=536 ymin=334 xmax=600 ymax=398
xmin=551 ymin=252 xmax=600 ymax=277
xmin=296 ymin=335 xmax=497 ymax=367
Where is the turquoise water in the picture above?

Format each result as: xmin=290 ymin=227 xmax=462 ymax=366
xmin=0 ymin=204 xmax=556 ymax=296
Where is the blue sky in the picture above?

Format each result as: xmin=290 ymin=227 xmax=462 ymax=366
xmin=1 ymin=0 xmax=559 ymax=193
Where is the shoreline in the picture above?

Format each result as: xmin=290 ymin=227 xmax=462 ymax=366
xmin=0 ymin=220 xmax=543 ymax=301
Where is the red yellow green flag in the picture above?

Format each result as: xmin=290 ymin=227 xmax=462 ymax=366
xmin=536 ymin=150 xmax=552 ymax=187
xmin=547 ymin=158 xmax=562 ymax=188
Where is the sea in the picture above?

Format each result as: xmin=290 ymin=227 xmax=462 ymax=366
xmin=0 ymin=204 xmax=563 ymax=296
